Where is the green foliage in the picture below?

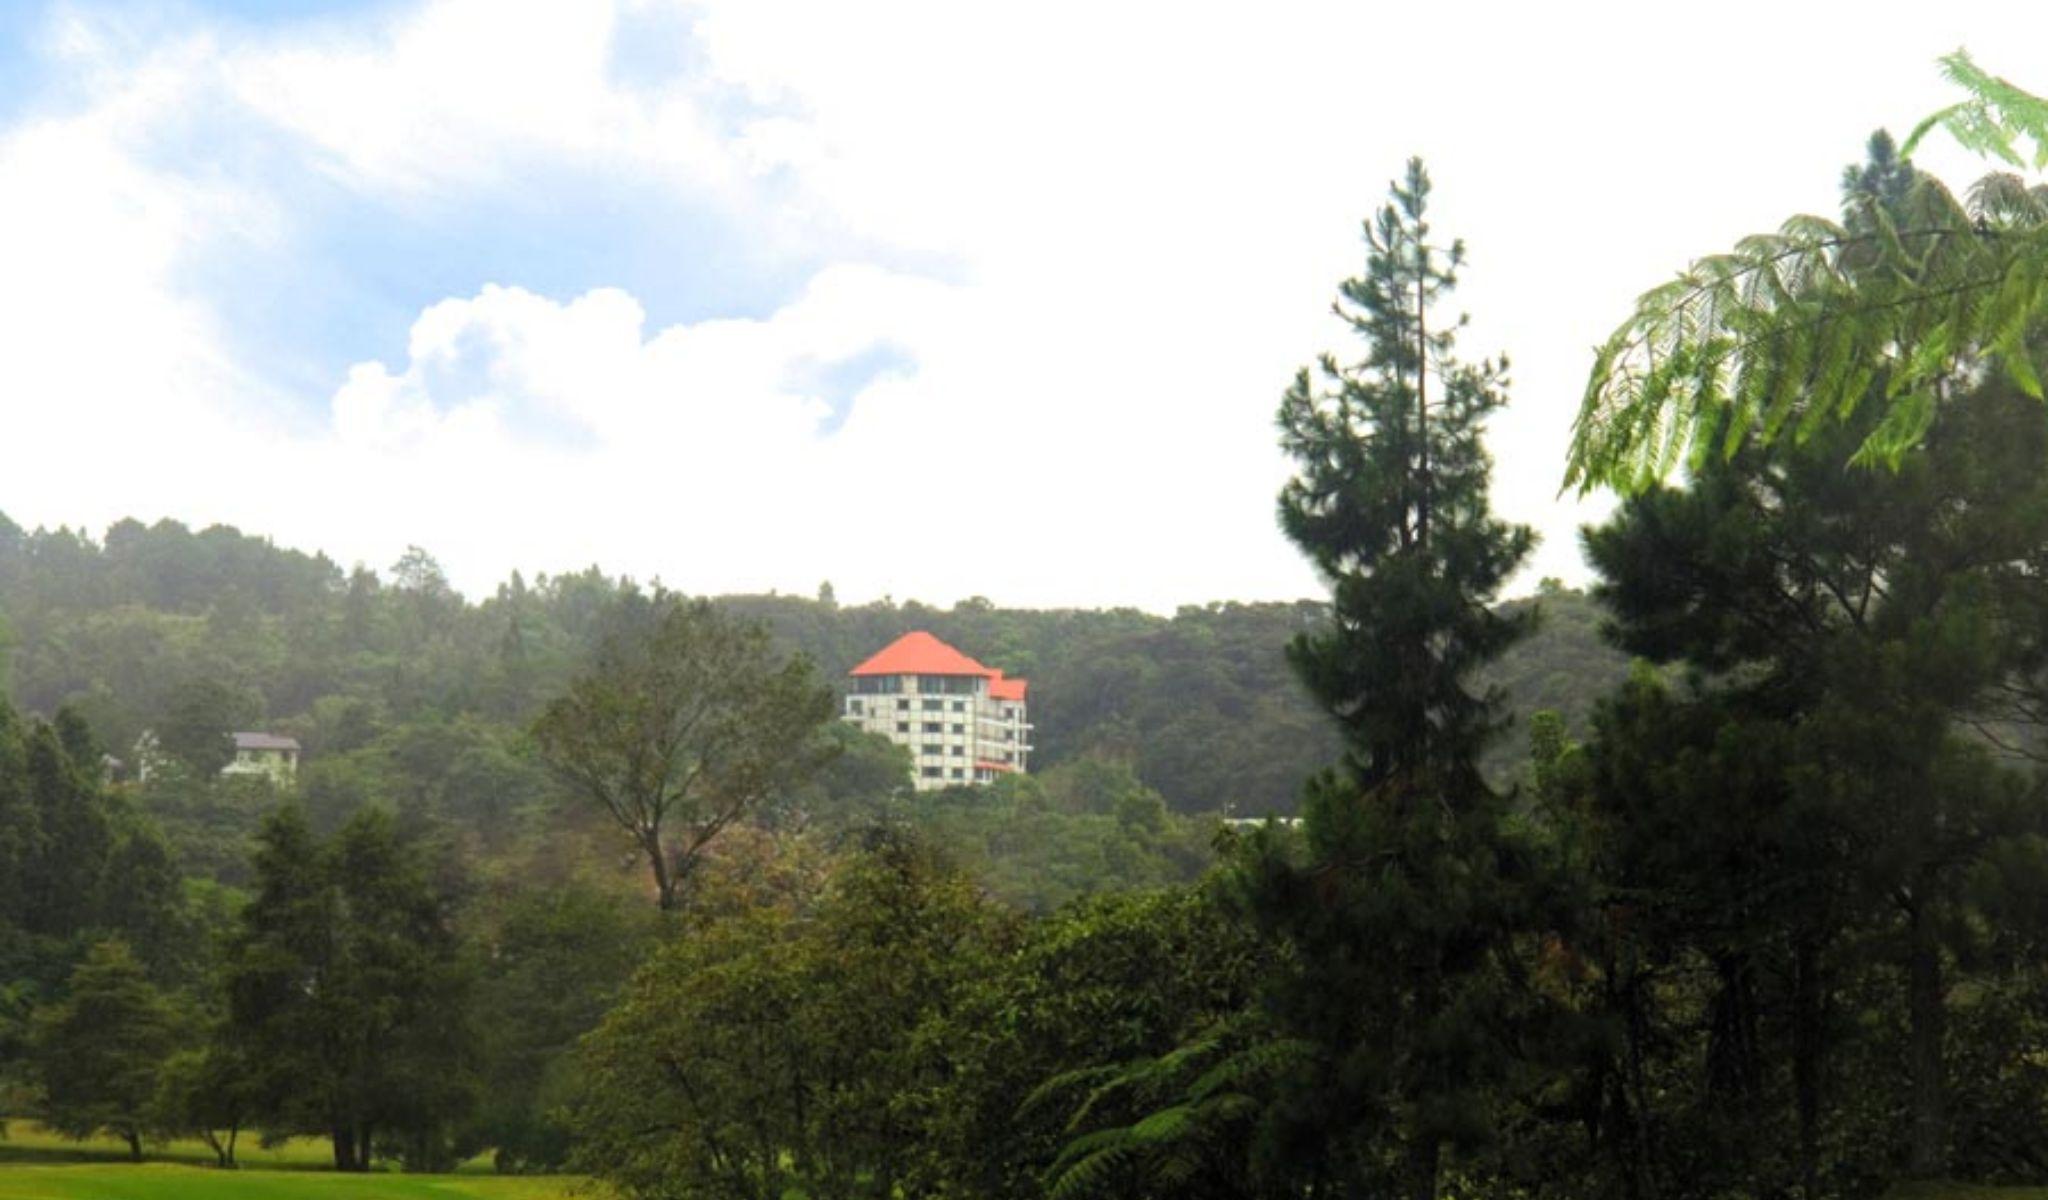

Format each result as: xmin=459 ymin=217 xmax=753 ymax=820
xmin=222 ymin=806 xmax=477 ymax=1172
xmin=1567 ymin=366 xmax=2048 ymax=1193
xmin=568 ymin=832 xmax=1005 ymax=1200
xmin=0 ymin=697 xmax=193 ymax=992
xmin=1568 ymin=53 xmax=2048 ymax=492
xmin=150 ymin=1040 xmax=257 ymax=1168
xmin=28 ymin=940 xmax=178 ymax=1160
xmin=532 ymin=598 xmax=837 ymax=911
xmin=464 ymin=880 xmax=654 ymax=1173
xmin=1227 ymin=159 xmax=1546 ymax=1200
xmin=899 ymin=770 xmax=1219 ymax=912
xmin=154 ymin=678 xmax=260 ymax=776
xmin=1907 ymin=52 xmax=2048 ymax=170
xmin=0 ymin=508 xmax=1627 ymax=828
xmin=917 ymin=887 xmax=1268 ymax=1200
xmin=1036 ymin=1028 xmax=1309 ymax=1200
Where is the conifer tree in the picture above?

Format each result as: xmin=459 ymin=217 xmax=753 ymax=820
xmin=30 ymin=939 xmax=177 ymax=1161
xmin=1236 ymin=159 xmax=1537 ymax=1200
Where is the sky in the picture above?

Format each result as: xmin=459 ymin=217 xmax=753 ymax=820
xmin=0 ymin=0 xmax=2042 ymax=610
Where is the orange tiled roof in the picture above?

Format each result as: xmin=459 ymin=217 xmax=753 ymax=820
xmin=850 ymin=631 xmax=994 ymax=677
xmin=850 ymin=631 xmax=1031 ymax=700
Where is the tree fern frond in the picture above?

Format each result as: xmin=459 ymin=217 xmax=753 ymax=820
xmin=1019 ymin=1063 xmax=1122 ymax=1119
xmin=1567 ymin=52 xmax=2048 ymax=494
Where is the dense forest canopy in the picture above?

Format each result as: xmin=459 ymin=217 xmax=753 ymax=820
xmin=0 ymin=511 xmax=1623 ymax=816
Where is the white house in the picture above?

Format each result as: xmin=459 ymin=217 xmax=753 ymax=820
xmin=220 ymin=732 xmax=301 ymax=786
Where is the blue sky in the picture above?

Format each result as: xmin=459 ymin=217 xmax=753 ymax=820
xmin=0 ymin=1 xmax=2040 ymax=608
xmin=1 ymin=0 xmax=860 ymax=421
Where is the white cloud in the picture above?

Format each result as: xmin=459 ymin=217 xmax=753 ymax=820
xmin=223 ymin=1 xmax=728 ymax=200
xmin=1 ymin=0 xmax=2044 ymax=609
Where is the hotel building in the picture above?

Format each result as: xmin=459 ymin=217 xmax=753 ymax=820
xmin=842 ymin=631 xmax=1033 ymax=790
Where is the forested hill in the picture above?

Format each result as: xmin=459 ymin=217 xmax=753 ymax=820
xmin=0 ymin=513 xmax=1626 ymax=813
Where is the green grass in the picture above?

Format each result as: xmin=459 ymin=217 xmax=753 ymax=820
xmin=1884 ymin=1179 xmax=2048 ymax=1187
xmin=1886 ymin=1188 xmax=2048 ymax=1200
xmin=0 ymin=1122 xmax=597 ymax=1199
xmin=0 ymin=1121 xmax=336 ymax=1170
xmin=0 ymin=1165 xmax=591 ymax=1199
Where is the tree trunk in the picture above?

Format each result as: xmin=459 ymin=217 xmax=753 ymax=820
xmin=332 ymin=1124 xmax=357 ymax=1172
xmin=1906 ymin=887 xmax=1947 ymax=1178
xmin=1414 ymin=260 xmax=1430 ymax=552
xmin=647 ymin=830 xmax=678 ymax=911
xmin=225 ymin=1123 xmax=240 ymax=1169
xmin=356 ymin=1124 xmax=374 ymax=1172
xmin=1792 ymin=935 xmax=1823 ymax=1199
xmin=1705 ymin=953 xmax=1760 ymax=1099
xmin=125 ymin=1128 xmax=143 ymax=1163
xmin=1617 ymin=964 xmax=1658 ymax=1200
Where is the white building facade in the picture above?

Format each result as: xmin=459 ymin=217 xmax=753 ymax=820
xmin=842 ymin=631 xmax=1032 ymax=791
xmin=221 ymin=732 xmax=301 ymax=786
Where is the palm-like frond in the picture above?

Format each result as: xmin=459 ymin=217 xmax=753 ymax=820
xmin=1038 ymin=1029 xmax=1312 ymax=1200
xmin=1568 ymin=51 xmax=2048 ymax=494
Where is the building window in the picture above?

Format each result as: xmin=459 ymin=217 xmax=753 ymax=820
xmin=922 ymin=698 xmax=944 ymax=711
xmin=1001 ymin=751 xmax=1013 ymax=762
xmin=950 ymin=768 xmax=965 ymax=779
xmin=951 ymin=723 xmax=965 ymax=734
xmin=923 ymin=721 xmax=943 ymax=733
xmin=923 ymin=744 xmax=944 ymax=756
xmin=921 ymin=766 xmax=942 ymax=778
xmin=951 ymin=700 xmax=965 ymax=712
xmin=896 ymin=698 xmax=909 ymax=711
xmin=919 ymin=675 xmax=977 ymax=695
xmin=848 ymin=699 xmax=863 ymax=715
xmin=896 ymin=722 xmax=909 ymax=733
xmin=1003 ymin=730 xmax=1014 ymax=742
xmin=950 ymin=745 xmax=964 ymax=756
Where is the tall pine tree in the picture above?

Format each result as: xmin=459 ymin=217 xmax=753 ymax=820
xmin=1236 ymin=158 xmax=1538 ymax=1200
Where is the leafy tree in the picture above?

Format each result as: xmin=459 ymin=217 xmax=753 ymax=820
xmin=28 ymin=939 xmax=178 ymax=1161
xmin=1230 ymin=158 xmax=1541 ymax=1200
xmin=223 ymin=805 xmax=477 ymax=1171
xmin=905 ymin=777 xmax=1217 ymax=912
xmin=0 ymin=701 xmax=36 ymax=937
xmin=570 ymin=833 xmax=1002 ymax=1200
xmin=466 ymin=880 xmax=654 ymax=1172
xmin=533 ymin=598 xmax=837 ymax=911
xmin=1568 ymin=51 xmax=2048 ymax=491
xmin=21 ymin=716 xmax=111 ymax=940
xmin=97 ymin=819 xmax=188 ymax=981
xmin=151 ymin=1039 xmax=256 ymax=1168
xmin=926 ymin=887 xmax=1268 ymax=1200
xmin=762 ymin=722 xmax=910 ymax=833
xmin=154 ymin=677 xmax=259 ymax=776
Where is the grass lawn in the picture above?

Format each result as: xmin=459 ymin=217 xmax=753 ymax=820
xmin=0 ymin=1163 xmax=593 ymax=1187
xmin=0 ymin=1120 xmax=337 ymax=1170
xmin=0 ymin=1166 xmax=591 ymax=1199
xmin=0 ymin=1122 xmax=596 ymax=1199
xmin=1884 ymin=1179 xmax=2048 ymax=1187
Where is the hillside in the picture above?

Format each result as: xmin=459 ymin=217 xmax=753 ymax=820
xmin=0 ymin=513 xmax=1628 ymax=815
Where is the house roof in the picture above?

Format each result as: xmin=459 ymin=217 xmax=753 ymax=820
xmin=232 ymin=732 xmax=301 ymax=753
xmin=849 ymin=631 xmax=1031 ymax=702
xmin=850 ymin=631 xmax=994 ymax=677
